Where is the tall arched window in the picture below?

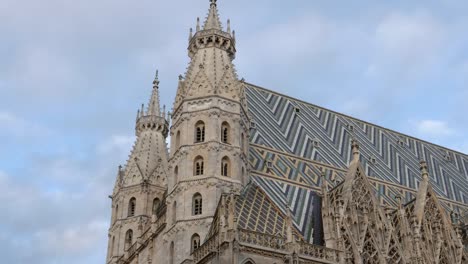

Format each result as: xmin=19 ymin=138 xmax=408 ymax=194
xmin=221 ymin=122 xmax=230 ymax=144
xmin=175 ymin=130 xmax=181 ymax=149
xmin=125 ymin=229 xmax=133 ymax=250
xmin=192 ymin=193 xmax=203 ymax=215
xmin=194 ymin=156 xmax=204 ymax=176
xmin=241 ymin=133 xmax=245 ymax=150
xmin=221 ymin=156 xmax=230 ymax=177
xmin=191 ymin=233 xmax=201 ymax=252
xmin=172 ymin=201 xmax=177 ymax=224
xmin=128 ymin=197 xmax=136 ymax=217
xmin=195 ymin=121 xmax=205 ymax=143
xmin=152 ymin=198 xmax=160 ymax=216
xmin=170 ymin=241 xmax=175 ymax=264
xmin=174 ymin=166 xmax=179 ymax=184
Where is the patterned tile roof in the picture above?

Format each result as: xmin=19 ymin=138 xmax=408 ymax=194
xmin=244 ymin=83 xmax=468 ymax=243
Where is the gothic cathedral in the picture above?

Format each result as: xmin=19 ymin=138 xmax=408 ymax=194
xmin=106 ymin=1 xmax=468 ymax=263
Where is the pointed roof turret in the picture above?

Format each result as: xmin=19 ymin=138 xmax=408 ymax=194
xmin=147 ymin=70 xmax=161 ymax=116
xmin=203 ymin=0 xmax=222 ymax=30
xmin=113 ymin=72 xmax=169 ymax=193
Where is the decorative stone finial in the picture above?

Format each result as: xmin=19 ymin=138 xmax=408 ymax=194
xmin=189 ymin=28 xmax=193 ymax=41
xmin=210 ymin=0 xmax=217 ymax=7
xmin=320 ymin=168 xmax=329 ymax=193
xmin=227 ymin=19 xmax=231 ymax=33
xmin=153 ymin=70 xmax=159 ymax=86
xmin=351 ymin=139 xmax=360 ymax=161
xmin=196 ymin=17 xmax=200 ymax=32
xmin=419 ymin=160 xmax=428 ymax=181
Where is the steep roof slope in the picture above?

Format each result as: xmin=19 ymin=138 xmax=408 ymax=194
xmin=244 ymin=82 xmax=468 ymax=243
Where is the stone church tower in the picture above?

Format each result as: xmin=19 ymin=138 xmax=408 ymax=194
xmin=106 ymin=72 xmax=169 ymax=263
xmin=166 ymin=0 xmax=250 ymax=262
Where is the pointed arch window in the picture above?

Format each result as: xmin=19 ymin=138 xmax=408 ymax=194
xmin=195 ymin=121 xmax=205 ymax=143
xmin=170 ymin=241 xmax=175 ymax=264
xmin=194 ymin=156 xmax=204 ymax=176
xmin=191 ymin=233 xmax=201 ymax=252
xmin=174 ymin=166 xmax=179 ymax=184
xmin=241 ymin=132 xmax=245 ymax=151
xmin=221 ymin=122 xmax=230 ymax=144
xmin=175 ymin=130 xmax=181 ymax=149
xmin=221 ymin=156 xmax=230 ymax=177
xmin=192 ymin=193 xmax=203 ymax=216
xmin=152 ymin=198 xmax=160 ymax=216
xmin=172 ymin=201 xmax=177 ymax=224
xmin=128 ymin=197 xmax=136 ymax=217
xmin=125 ymin=229 xmax=133 ymax=250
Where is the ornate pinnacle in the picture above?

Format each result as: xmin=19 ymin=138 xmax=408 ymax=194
xmin=351 ymin=139 xmax=360 ymax=161
xmin=210 ymin=0 xmax=217 ymax=7
xmin=419 ymin=160 xmax=429 ymax=181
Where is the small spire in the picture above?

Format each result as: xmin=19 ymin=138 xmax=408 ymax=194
xmin=189 ymin=28 xmax=193 ymax=41
xmin=196 ymin=17 xmax=200 ymax=32
xmin=148 ymin=70 xmax=161 ymax=116
xmin=351 ymin=139 xmax=360 ymax=161
xmin=227 ymin=19 xmax=231 ymax=33
xmin=137 ymin=109 xmax=140 ymax=120
xmin=203 ymin=0 xmax=222 ymax=30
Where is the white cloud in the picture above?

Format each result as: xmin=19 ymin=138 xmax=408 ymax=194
xmin=0 ymin=111 xmax=52 ymax=138
xmin=97 ymin=135 xmax=135 ymax=155
xmin=415 ymin=120 xmax=455 ymax=137
xmin=370 ymin=12 xmax=445 ymax=77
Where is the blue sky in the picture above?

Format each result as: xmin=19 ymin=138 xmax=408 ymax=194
xmin=0 ymin=0 xmax=467 ymax=263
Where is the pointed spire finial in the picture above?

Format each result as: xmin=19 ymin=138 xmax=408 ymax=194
xmin=196 ymin=17 xmax=200 ymax=32
xmin=153 ymin=70 xmax=159 ymax=87
xmin=351 ymin=139 xmax=360 ymax=161
xmin=189 ymin=28 xmax=193 ymax=41
xmin=227 ymin=19 xmax=231 ymax=33
xmin=203 ymin=0 xmax=222 ymax=30
xmin=147 ymin=70 xmax=161 ymax=116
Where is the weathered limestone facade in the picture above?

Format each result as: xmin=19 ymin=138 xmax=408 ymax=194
xmin=106 ymin=1 xmax=467 ymax=263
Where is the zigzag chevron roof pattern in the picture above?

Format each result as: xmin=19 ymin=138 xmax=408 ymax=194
xmin=245 ymin=83 xmax=468 ymax=243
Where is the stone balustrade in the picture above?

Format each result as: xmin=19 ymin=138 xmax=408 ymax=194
xmin=298 ymin=241 xmax=340 ymax=262
xmin=238 ymin=228 xmax=286 ymax=251
xmin=192 ymin=233 xmax=219 ymax=263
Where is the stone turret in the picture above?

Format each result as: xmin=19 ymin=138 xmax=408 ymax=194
xmin=165 ymin=0 xmax=250 ymax=263
xmin=106 ymin=70 xmax=169 ymax=263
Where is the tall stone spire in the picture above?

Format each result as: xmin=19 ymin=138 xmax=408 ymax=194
xmin=174 ymin=0 xmax=240 ymax=110
xmin=113 ymin=71 xmax=169 ymax=191
xmin=147 ymin=70 xmax=161 ymax=116
xmin=107 ymin=71 xmax=169 ymax=263
xmin=203 ymin=0 xmax=223 ymax=30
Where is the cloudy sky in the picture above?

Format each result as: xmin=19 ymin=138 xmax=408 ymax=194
xmin=1 ymin=0 xmax=467 ymax=263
